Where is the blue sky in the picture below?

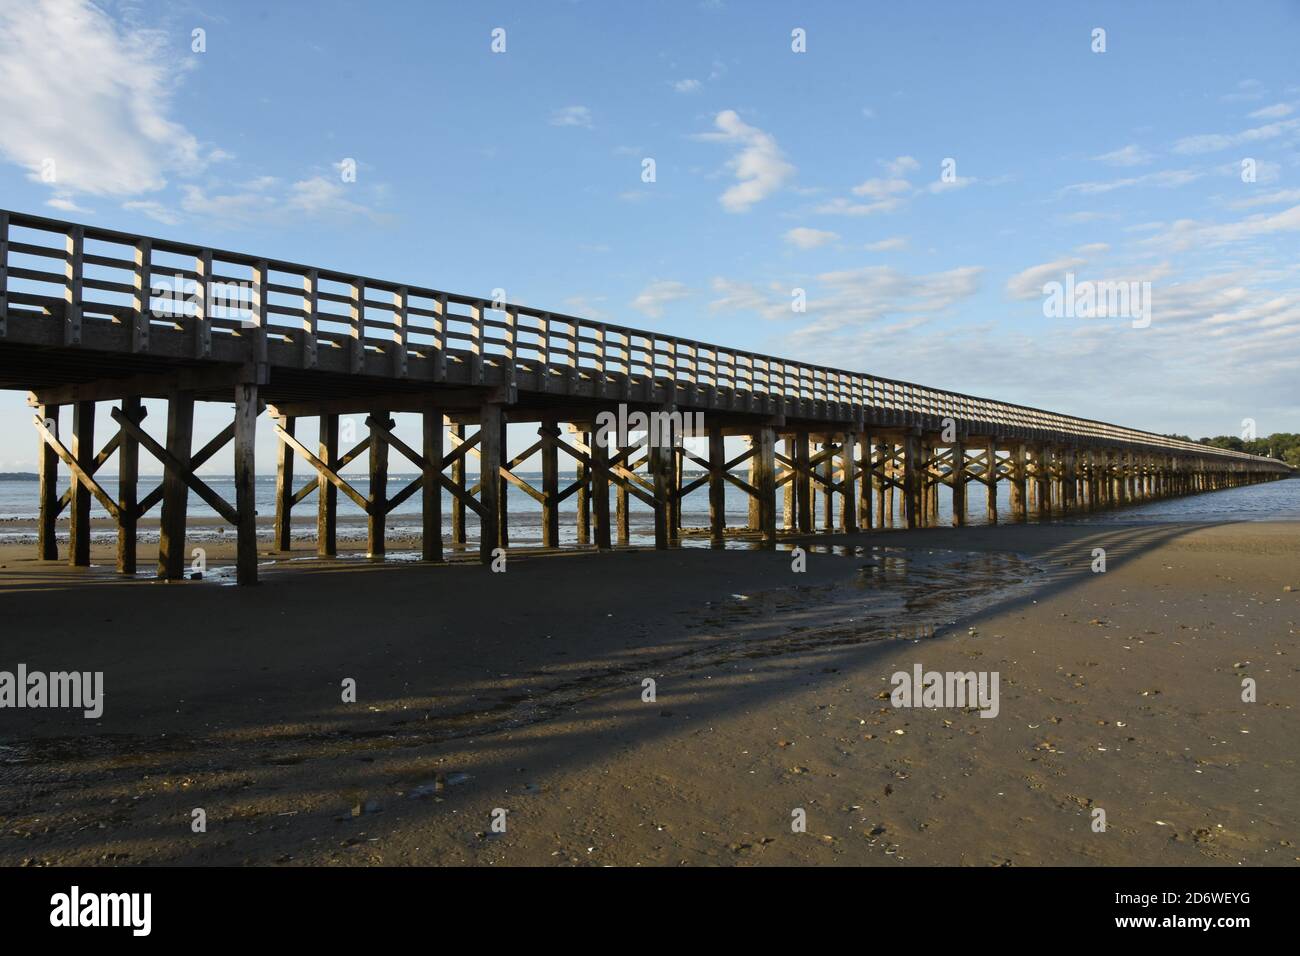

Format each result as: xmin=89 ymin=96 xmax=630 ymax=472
xmin=1 ymin=0 xmax=1298 ymax=471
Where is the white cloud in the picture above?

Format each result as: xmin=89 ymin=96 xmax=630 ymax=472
xmin=1062 ymin=169 xmax=1203 ymax=195
xmin=884 ymin=156 xmax=919 ymax=177
xmin=177 ymin=175 xmax=385 ymax=227
xmin=1005 ymin=256 xmax=1087 ymax=300
xmin=814 ymin=196 xmax=905 ymax=217
xmin=1172 ymin=117 xmax=1300 ymax=155
xmin=1228 ymin=187 xmax=1300 ymax=210
xmin=865 ymin=237 xmax=908 ymax=252
xmin=851 ymin=175 xmax=911 ymax=200
xmin=550 ymin=105 xmax=593 ymax=128
xmin=697 ymin=110 xmax=795 ymax=212
xmin=711 ymin=264 xmax=982 ymax=341
xmin=1142 ymin=204 xmax=1300 ymax=252
xmin=0 ymin=0 xmax=206 ymax=198
xmin=673 ymin=78 xmax=701 ymax=94
xmin=631 ymin=279 xmax=692 ymax=318
xmin=784 ymin=227 xmax=838 ymax=249
xmin=122 ymin=199 xmax=181 ymax=225
xmin=1248 ymin=102 xmax=1294 ymax=120
xmin=1092 ymin=144 xmax=1153 ymax=166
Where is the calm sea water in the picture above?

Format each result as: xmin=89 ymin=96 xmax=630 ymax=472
xmin=2 ymin=473 xmax=1296 ymax=544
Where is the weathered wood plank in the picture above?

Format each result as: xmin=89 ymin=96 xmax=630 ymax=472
xmin=234 ymin=382 xmax=259 ymax=585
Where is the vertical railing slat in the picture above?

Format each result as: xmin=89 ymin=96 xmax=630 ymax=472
xmin=132 ymin=238 xmax=152 ymax=353
xmin=64 ymin=224 xmax=83 ymax=346
xmin=302 ymin=268 xmax=318 ymax=368
xmin=193 ymin=249 xmax=211 ymax=358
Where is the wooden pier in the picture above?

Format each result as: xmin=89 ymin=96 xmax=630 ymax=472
xmin=0 ymin=210 xmax=1290 ymax=584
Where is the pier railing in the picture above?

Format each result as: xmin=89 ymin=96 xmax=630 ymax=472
xmin=0 ymin=209 xmax=1287 ymax=469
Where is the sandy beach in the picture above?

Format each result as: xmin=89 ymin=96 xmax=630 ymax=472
xmin=1 ymin=517 xmax=1295 ymax=867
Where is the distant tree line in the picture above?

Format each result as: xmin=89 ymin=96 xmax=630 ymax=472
xmin=1163 ymin=432 xmax=1300 ymax=469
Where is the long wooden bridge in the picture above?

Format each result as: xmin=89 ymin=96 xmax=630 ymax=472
xmin=0 ymin=209 xmax=1289 ymax=584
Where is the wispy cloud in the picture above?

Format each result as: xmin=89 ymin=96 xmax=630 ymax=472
xmin=1092 ymin=144 xmax=1153 ymax=166
xmin=631 ymin=279 xmax=692 ymax=318
xmin=549 ymin=105 xmax=594 ymax=128
xmin=784 ymin=227 xmax=838 ymax=249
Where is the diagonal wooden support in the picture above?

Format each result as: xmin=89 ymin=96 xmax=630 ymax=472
xmin=33 ymin=413 xmax=120 ymax=522
xmin=273 ymin=420 xmax=371 ymax=514
xmin=111 ymin=404 xmax=238 ymax=525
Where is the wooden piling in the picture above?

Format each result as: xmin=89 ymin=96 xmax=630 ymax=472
xmin=422 ymin=406 xmax=443 ymax=561
xmin=317 ymin=413 xmax=338 ymax=557
xmin=1010 ymin=443 xmax=1027 ymax=521
xmin=842 ymin=432 xmax=859 ymax=533
xmin=478 ymin=404 xmax=502 ymax=563
xmin=274 ymin=414 xmax=295 ymax=551
xmin=903 ymin=432 xmax=922 ymax=529
xmin=592 ymin=429 xmax=612 ymax=550
xmin=117 ymin=397 xmax=140 ymax=574
xmin=540 ymin=417 xmax=560 ymax=548
xmin=367 ymin=413 xmax=389 ymax=557
xmin=951 ymin=439 xmax=966 ymax=527
xmin=576 ymin=431 xmax=591 ymax=546
xmin=37 ymin=403 xmax=59 ymax=560
xmin=158 ymin=391 xmax=194 ymax=580
xmin=754 ymin=425 xmax=777 ymax=542
xmin=794 ymin=433 xmax=812 ymax=533
xmin=985 ymin=438 xmax=998 ymax=524
xmin=451 ymin=422 xmax=467 ymax=546
xmin=708 ymin=425 xmax=726 ymax=544
xmin=234 ymin=382 xmax=259 ymax=586
xmin=69 ymin=400 xmax=94 ymax=567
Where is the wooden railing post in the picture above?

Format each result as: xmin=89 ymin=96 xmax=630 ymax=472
xmin=64 ymin=224 xmax=84 ymax=346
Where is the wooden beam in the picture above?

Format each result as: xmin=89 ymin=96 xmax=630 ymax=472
xmin=951 ymin=439 xmax=966 ymax=527
xmin=368 ymin=413 xmax=390 ymax=557
xmin=274 ymin=415 xmax=295 ymax=551
xmin=234 ymin=382 xmax=259 ymax=585
xmin=318 ymin=413 xmax=338 ymax=556
xmin=28 ymin=364 xmax=260 ymax=407
xmin=794 ymin=433 xmax=812 ymax=533
xmin=451 ymin=422 xmax=466 ymax=546
xmin=842 ymin=432 xmax=858 ymax=533
xmin=576 ymin=431 xmax=591 ymax=546
xmin=540 ymin=417 xmax=560 ymax=548
xmin=422 ymin=406 xmax=443 ymax=561
xmin=117 ymin=397 xmax=141 ymax=574
xmin=478 ymin=404 xmax=503 ymax=563
xmin=69 ymin=400 xmax=94 ymax=566
xmin=112 ymin=403 xmax=237 ymax=527
xmin=37 ymin=404 xmax=59 ymax=560
xmin=157 ymin=392 xmax=194 ymax=579
xmin=33 ymin=413 xmax=119 ymax=524
xmin=708 ymin=425 xmax=726 ymax=543
xmin=592 ymin=429 xmax=611 ymax=550
xmin=903 ymin=432 xmax=922 ymax=530
xmin=754 ymin=425 xmax=777 ymax=542
xmin=986 ymin=439 xmax=998 ymax=524
xmin=650 ymin=438 xmax=670 ymax=550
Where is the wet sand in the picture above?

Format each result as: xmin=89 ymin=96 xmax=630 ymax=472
xmin=0 ymin=520 xmax=1296 ymax=866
